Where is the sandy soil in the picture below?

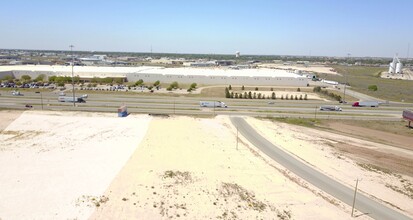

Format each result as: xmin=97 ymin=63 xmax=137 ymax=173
xmin=246 ymin=118 xmax=413 ymax=218
xmin=0 ymin=110 xmax=23 ymax=131
xmin=1 ymin=111 xmax=411 ymax=219
xmin=0 ymin=111 xmax=151 ymax=219
xmin=90 ymin=116 xmax=355 ymax=220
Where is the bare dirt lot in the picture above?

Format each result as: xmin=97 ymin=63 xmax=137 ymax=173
xmin=0 ymin=111 xmax=412 ymax=219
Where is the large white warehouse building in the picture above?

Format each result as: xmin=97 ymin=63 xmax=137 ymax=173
xmin=0 ymin=65 xmax=308 ymax=86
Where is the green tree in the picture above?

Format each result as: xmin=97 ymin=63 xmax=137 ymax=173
xmin=253 ymin=92 xmax=256 ymax=99
xmin=271 ymin=92 xmax=276 ymax=99
xmin=239 ymin=93 xmax=243 ymax=99
xmin=228 ymin=85 xmax=232 ymax=90
xmin=255 ymin=87 xmax=258 ymax=91
xmin=34 ymin=74 xmax=46 ymax=82
xmin=291 ymin=95 xmax=294 ymax=100
xmin=2 ymin=75 xmax=13 ymax=81
xmin=225 ymin=87 xmax=230 ymax=98
xmin=281 ymin=95 xmax=284 ymax=100
xmin=241 ymin=85 xmax=245 ymax=90
xmin=154 ymin=80 xmax=160 ymax=86
xmin=270 ymin=88 xmax=273 ymax=91
xmin=230 ymin=92 xmax=234 ymax=98
xmin=190 ymin=83 xmax=197 ymax=89
xmin=21 ymin=75 xmax=31 ymax=82
xmin=248 ymin=91 xmax=252 ymax=99
xmin=304 ymin=94 xmax=308 ymax=100
xmin=257 ymin=93 xmax=262 ymax=99
xmin=286 ymin=94 xmax=289 ymax=100
xmin=48 ymin=75 xmax=56 ymax=82
xmin=244 ymin=92 xmax=248 ymax=99
xmin=297 ymin=87 xmax=301 ymax=92
xmin=170 ymin=81 xmax=179 ymax=89
xmin=299 ymin=94 xmax=303 ymax=100
xmin=235 ymin=93 xmax=239 ymax=98
xmin=135 ymin=79 xmax=144 ymax=86
xmin=295 ymin=95 xmax=298 ymax=100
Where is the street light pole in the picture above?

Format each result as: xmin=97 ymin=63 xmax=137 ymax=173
xmin=70 ymin=45 xmax=75 ymax=107
xmin=351 ymin=178 xmax=360 ymax=217
xmin=40 ymin=92 xmax=43 ymax=110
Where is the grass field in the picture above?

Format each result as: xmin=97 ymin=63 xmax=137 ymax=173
xmin=321 ymin=65 xmax=413 ymax=103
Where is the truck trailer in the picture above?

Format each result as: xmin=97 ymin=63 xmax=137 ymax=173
xmin=320 ymin=106 xmax=342 ymax=111
xmin=402 ymin=110 xmax=413 ymax=127
xmin=352 ymin=101 xmax=379 ymax=107
xmin=58 ymin=96 xmax=86 ymax=103
xmin=199 ymin=101 xmax=227 ymax=108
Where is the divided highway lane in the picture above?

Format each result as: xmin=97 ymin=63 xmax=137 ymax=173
xmin=230 ymin=117 xmax=411 ymax=220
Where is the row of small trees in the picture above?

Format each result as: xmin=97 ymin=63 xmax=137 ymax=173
xmin=225 ymin=87 xmax=307 ymax=100
xmin=313 ymin=86 xmax=341 ymax=101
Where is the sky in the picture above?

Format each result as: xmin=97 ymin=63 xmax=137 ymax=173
xmin=0 ymin=0 xmax=412 ymax=57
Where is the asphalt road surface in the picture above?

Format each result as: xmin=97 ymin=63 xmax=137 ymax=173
xmin=230 ymin=116 xmax=411 ymax=220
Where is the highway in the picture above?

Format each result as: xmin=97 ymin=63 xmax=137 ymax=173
xmin=230 ymin=117 xmax=412 ymax=220
xmin=0 ymin=90 xmax=409 ymax=120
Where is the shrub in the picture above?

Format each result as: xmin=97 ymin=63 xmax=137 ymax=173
xmin=281 ymin=95 xmax=284 ymax=100
xmin=235 ymin=93 xmax=239 ymax=98
xmin=257 ymin=93 xmax=262 ymax=99
xmin=270 ymin=88 xmax=273 ymax=91
xmin=255 ymin=87 xmax=259 ymax=91
xmin=239 ymin=93 xmax=243 ymax=98
xmin=241 ymin=85 xmax=245 ymax=90
xmin=187 ymin=88 xmax=192 ymax=92
xmin=153 ymin=80 xmax=160 ymax=86
xmin=253 ymin=92 xmax=257 ymax=99
xmin=295 ymin=95 xmax=298 ymax=100
xmin=271 ymin=92 xmax=276 ymax=99
xmin=228 ymin=85 xmax=232 ymax=90
xmin=190 ymin=83 xmax=197 ymax=89
xmin=286 ymin=94 xmax=289 ymax=100
xmin=230 ymin=92 xmax=234 ymax=98
xmin=304 ymin=94 xmax=308 ymax=100
xmin=244 ymin=92 xmax=248 ymax=99
xmin=299 ymin=94 xmax=303 ymax=100
xmin=248 ymin=91 xmax=252 ymax=99
xmin=166 ymin=86 xmax=172 ymax=91
xmin=368 ymin=85 xmax=378 ymax=91
xmin=297 ymin=88 xmax=301 ymax=92
xmin=291 ymin=95 xmax=294 ymax=100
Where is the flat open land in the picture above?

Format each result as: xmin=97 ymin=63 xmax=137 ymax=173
xmin=0 ymin=111 xmax=412 ymax=219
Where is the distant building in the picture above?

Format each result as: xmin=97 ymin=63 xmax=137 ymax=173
xmin=0 ymin=65 xmax=308 ymax=87
xmin=389 ymin=54 xmax=403 ymax=74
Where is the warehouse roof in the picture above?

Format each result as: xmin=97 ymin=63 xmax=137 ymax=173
xmin=0 ymin=65 xmax=304 ymax=78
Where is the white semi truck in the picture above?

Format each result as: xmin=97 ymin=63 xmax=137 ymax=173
xmin=352 ymin=101 xmax=379 ymax=107
xmin=199 ymin=101 xmax=227 ymax=108
xmin=320 ymin=106 xmax=342 ymax=111
xmin=57 ymin=95 xmax=88 ymax=103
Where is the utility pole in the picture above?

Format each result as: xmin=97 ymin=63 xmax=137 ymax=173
xmin=351 ymin=178 xmax=360 ymax=217
xmin=40 ymin=92 xmax=43 ymax=110
xmin=70 ymin=45 xmax=75 ymax=107
xmin=343 ymin=73 xmax=347 ymax=103
xmin=314 ymin=106 xmax=317 ymax=120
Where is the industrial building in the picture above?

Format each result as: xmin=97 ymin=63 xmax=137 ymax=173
xmin=389 ymin=54 xmax=403 ymax=74
xmin=0 ymin=65 xmax=308 ymax=86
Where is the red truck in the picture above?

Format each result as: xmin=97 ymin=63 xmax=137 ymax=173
xmin=403 ymin=110 xmax=413 ymax=127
